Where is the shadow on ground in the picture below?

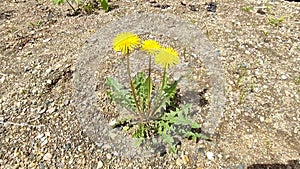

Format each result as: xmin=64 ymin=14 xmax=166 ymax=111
xmin=247 ymin=160 xmax=300 ymax=169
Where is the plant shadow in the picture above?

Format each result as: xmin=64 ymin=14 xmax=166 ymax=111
xmin=247 ymin=160 xmax=300 ymax=169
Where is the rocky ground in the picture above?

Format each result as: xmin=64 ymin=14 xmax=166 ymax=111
xmin=0 ymin=0 xmax=299 ymax=168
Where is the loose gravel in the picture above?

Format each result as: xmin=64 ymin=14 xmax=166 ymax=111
xmin=0 ymin=0 xmax=299 ymax=168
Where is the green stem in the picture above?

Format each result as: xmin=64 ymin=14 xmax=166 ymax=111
xmin=161 ymin=67 xmax=167 ymax=93
xmin=147 ymin=55 xmax=152 ymax=120
xmin=126 ymin=54 xmax=143 ymax=121
xmin=148 ymin=66 xmax=167 ymax=118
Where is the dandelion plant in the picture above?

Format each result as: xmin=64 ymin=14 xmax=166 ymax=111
xmin=107 ymin=32 xmax=208 ymax=153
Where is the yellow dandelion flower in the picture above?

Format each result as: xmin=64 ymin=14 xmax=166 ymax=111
xmin=155 ymin=47 xmax=179 ymax=69
xmin=142 ymin=40 xmax=161 ymax=54
xmin=113 ymin=32 xmax=141 ymax=55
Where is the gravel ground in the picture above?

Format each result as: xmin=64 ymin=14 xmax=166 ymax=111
xmin=0 ymin=0 xmax=299 ymax=168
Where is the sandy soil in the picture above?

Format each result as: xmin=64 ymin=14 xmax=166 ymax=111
xmin=0 ymin=0 xmax=299 ymax=168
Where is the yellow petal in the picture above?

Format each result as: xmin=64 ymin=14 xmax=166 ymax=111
xmin=142 ymin=39 xmax=161 ymax=54
xmin=154 ymin=47 xmax=179 ymax=69
xmin=113 ymin=32 xmax=141 ymax=55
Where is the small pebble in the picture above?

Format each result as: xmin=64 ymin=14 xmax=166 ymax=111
xmin=113 ymin=151 xmax=119 ymax=156
xmin=43 ymin=38 xmax=51 ymax=43
xmin=38 ymin=107 xmax=46 ymax=114
xmin=0 ymin=116 xmax=4 ymax=122
xmin=0 ymin=76 xmax=5 ymax=83
xmin=46 ymin=79 xmax=52 ymax=84
xmin=48 ymin=107 xmax=56 ymax=113
xmin=175 ymin=158 xmax=182 ymax=166
xmin=109 ymin=119 xmax=117 ymax=126
xmin=64 ymin=100 xmax=70 ymax=106
xmin=41 ymin=137 xmax=48 ymax=147
xmin=265 ymin=118 xmax=272 ymax=124
xmin=259 ymin=116 xmax=265 ymax=122
xmin=182 ymin=154 xmax=189 ymax=164
xmin=245 ymin=50 xmax=251 ymax=55
xmin=43 ymin=153 xmax=52 ymax=161
xmin=96 ymin=160 xmax=103 ymax=169
xmin=237 ymin=164 xmax=244 ymax=169
xmin=206 ymin=151 xmax=214 ymax=160
xmin=106 ymin=153 xmax=112 ymax=160
xmin=35 ymin=133 xmax=44 ymax=139
xmin=281 ymin=74 xmax=288 ymax=80
xmin=45 ymin=132 xmax=51 ymax=137
xmin=45 ymin=68 xmax=52 ymax=74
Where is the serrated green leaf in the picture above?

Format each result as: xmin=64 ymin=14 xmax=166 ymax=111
xmin=155 ymin=120 xmax=170 ymax=134
xmin=151 ymin=78 xmax=179 ymax=117
xmin=185 ymin=131 xmax=199 ymax=141
xmin=161 ymin=132 xmax=174 ymax=144
xmin=161 ymin=111 xmax=177 ymax=121
xmin=106 ymin=77 xmax=136 ymax=112
xmin=190 ymin=122 xmax=200 ymax=129
xmin=185 ymin=131 xmax=210 ymax=141
xmin=168 ymin=104 xmax=194 ymax=125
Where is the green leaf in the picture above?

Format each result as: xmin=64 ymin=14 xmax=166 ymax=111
xmin=170 ymin=144 xmax=177 ymax=154
xmin=133 ymin=72 xmax=151 ymax=112
xmin=173 ymin=104 xmax=200 ymax=128
xmin=52 ymin=0 xmax=65 ymax=5
xmin=184 ymin=131 xmax=199 ymax=141
xmin=190 ymin=122 xmax=200 ymax=129
xmin=106 ymin=90 xmax=112 ymax=100
xmin=163 ymin=79 xmax=177 ymax=99
xmin=106 ymin=77 xmax=136 ymax=112
xmin=99 ymin=0 xmax=109 ymax=12
xmin=268 ymin=15 xmax=284 ymax=26
xmin=164 ymin=104 xmax=194 ymax=126
xmin=151 ymin=78 xmax=179 ymax=116
xmin=156 ymin=120 xmax=171 ymax=134
xmin=160 ymin=132 xmax=178 ymax=153
xmin=184 ymin=131 xmax=210 ymax=141
xmin=133 ymin=124 xmax=146 ymax=138
xmin=160 ymin=110 xmax=177 ymax=121
xmin=161 ymin=132 xmax=174 ymax=145
xmin=123 ymin=126 xmax=130 ymax=131
xmin=160 ymin=104 xmax=201 ymax=132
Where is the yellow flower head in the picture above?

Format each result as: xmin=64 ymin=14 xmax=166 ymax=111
xmin=142 ymin=40 xmax=161 ymax=54
xmin=113 ymin=32 xmax=141 ymax=55
xmin=155 ymin=47 xmax=179 ymax=69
